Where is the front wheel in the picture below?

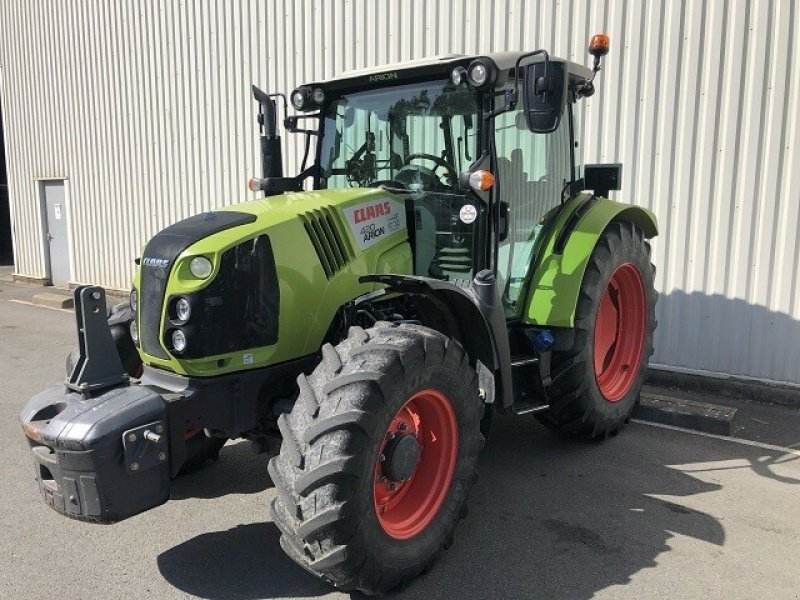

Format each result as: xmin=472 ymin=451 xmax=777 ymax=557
xmin=537 ymin=220 xmax=658 ymax=439
xmin=269 ymin=323 xmax=484 ymax=595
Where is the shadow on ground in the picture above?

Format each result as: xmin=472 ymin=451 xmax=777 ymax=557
xmin=169 ymin=441 xmax=273 ymax=500
xmin=158 ymin=522 xmax=331 ymax=598
xmin=152 ymin=411 xmax=796 ymax=599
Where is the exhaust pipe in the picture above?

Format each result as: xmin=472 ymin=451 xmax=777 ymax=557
xmin=252 ymin=85 xmax=284 ymax=182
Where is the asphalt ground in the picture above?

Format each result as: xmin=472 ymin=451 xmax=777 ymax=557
xmin=1 ymin=274 xmax=798 ymax=599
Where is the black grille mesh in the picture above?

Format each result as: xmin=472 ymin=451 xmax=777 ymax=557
xmin=300 ymin=207 xmax=353 ymax=278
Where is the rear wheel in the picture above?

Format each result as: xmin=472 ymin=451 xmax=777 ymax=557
xmin=537 ymin=220 xmax=657 ymax=439
xmin=269 ymin=323 xmax=484 ymax=595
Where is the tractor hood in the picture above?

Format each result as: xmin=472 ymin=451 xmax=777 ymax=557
xmin=220 ymin=187 xmax=398 ymax=228
xmin=132 ymin=187 xmax=412 ymax=377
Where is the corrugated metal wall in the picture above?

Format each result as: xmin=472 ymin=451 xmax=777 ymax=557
xmin=1 ymin=0 xmax=799 ymax=386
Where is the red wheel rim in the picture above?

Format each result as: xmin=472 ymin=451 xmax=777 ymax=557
xmin=593 ymin=263 xmax=647 ymax=402
xmin=373 ymin=389 xmax=458 ymax=540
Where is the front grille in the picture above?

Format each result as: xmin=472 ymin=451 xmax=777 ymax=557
xmin=138 ymin=211 xmax=257 ymax=359
xmin=300 ymin=207 xmax=353 ymax=278
xmin=166 ymin=235 xmax=280 ymax=359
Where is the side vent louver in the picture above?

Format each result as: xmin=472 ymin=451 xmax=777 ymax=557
xmin=300 ymin=207 xmax=354 ymax=278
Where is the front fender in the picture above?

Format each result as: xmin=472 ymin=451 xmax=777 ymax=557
xmin=361 ymin=272 xmax=514 ymax=410
xmin=523 ymin=194 xmax=658 ymax=328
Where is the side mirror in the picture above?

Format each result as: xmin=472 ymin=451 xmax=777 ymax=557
xmin=522 ymin=60 xmax=568 ymax=133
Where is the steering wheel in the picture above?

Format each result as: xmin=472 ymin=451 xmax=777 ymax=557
xmin=404 ymin=153 xmax=458 ymax=184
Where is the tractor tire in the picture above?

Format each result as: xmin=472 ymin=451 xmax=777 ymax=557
xmin=268 ymin=322 xmax=484 ymax=595
xmin=537 ymin=220 xmax=657 ymax=439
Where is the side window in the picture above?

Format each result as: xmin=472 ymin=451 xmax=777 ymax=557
xmin=495 ymin=103 xmax=572 ymax=313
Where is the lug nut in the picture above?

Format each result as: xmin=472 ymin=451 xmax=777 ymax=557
xmin=378 ymin=475 xmax=387 ymax=482
xmin=130 ymin=462 xmax=139 ymax=471
xmin=155 ymin=424 xmax=164 ymax=434
xmin=379 ymin=454 xmax=386 ymax=462
xmin=127 ymin=432 xmax=137 ymax=442
xmin=158 ymin=452 xmax=167 ymax=461
xmin=387 ymin=432 xmax=395 ymax=440
xmin=388 ymin=483 xmax=396 ymax=491
xmin=398 ymin=422 xmax=407 ymax=431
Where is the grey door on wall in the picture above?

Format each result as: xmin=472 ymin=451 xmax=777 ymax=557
xmin=42 ymin=181 xmax=70 ymax=286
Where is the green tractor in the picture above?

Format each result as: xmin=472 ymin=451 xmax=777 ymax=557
xmin=21 ymin=35 xmax=657 ymax=595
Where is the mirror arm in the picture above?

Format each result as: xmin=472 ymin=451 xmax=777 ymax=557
xmin=513 ymin=49 xmax=550 ymax=101
xmin=285 ymin=113 xmax=321 ymax=135
xmin=485 ymin=89 xmax=518 ymax=120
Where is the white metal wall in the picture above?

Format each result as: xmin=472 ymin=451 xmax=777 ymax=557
xmin=1 ymin=0 xmax=799 ymax=386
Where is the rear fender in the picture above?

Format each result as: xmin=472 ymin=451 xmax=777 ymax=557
xmin=523 ymin=194 xmax=658 ymax=328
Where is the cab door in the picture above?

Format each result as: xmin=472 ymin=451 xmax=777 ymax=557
xmin=494 ymin=101 xmax=576 ymax=316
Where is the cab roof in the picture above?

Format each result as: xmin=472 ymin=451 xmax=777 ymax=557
xmin=310 ymin=51 xmax=592 ymax=90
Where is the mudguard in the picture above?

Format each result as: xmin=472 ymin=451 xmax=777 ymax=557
xmin=361 ymin=272 xmax=514 ymax=410
xmin=523 ymin=194 xmax=658 ymax=328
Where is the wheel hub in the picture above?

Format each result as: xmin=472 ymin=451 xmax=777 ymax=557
xmin=593 ymin=263 xmax=647 ymax=402
xmin=382 ymin=433 xmax=421 ymax=482
xmin=373 ymin=389 xmax=459 ymax=540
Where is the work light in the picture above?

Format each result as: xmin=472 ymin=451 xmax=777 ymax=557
xmin=291 ymin=87 xmax=312 ymax=111
xmin=467 ymin=59 xmax=496 ymax=88
xmin=175 ymin=298 xmax=191 ymax=323
xmin=172 ymin=330 xmax=187 ymax=353
xmin=451 ymin=66 xmax=467 ymax=86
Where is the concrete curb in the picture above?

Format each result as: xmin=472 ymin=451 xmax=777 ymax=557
xmin=647 ymin=368 xmax=800 ymax=409
xmin=633 ymin=392 xmax=737 ymax=436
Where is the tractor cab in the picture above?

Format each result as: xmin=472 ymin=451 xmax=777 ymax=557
xmin=252 ymin=48 xmax=608 ymax=318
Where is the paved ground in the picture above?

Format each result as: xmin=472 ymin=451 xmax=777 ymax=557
xmin=1 ymin=275 xmax=799 ymax=599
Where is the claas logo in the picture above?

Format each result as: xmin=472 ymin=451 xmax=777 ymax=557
xmin=353 ymin=201 xmax=392 ymax=224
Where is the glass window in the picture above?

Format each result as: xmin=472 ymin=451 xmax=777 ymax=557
xmin=319 ymin=81 xmax=479 ymax=191
xmin=495 ymin=101 xmax=573 ymax=313
xmin=319 ymin=80 xmax=482 ymax=282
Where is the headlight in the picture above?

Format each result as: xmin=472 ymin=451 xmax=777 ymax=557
xmin=175 ymin=298 xmax=191 ymax=323
xmin=189 ymin=256 xmax=213 ymax=279
xmin=130 ymin=289 xmax=137 ymax=312
xmin=172 ymin=330 xmax=187 ymax=353
xmin=130 ymin=320 xmax=138 ymax=344
xmin=451 ymin=66 xmax=467 ymax=86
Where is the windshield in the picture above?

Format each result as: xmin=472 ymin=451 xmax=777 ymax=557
xmin=319 ymin=80 xmax=480 ymax=192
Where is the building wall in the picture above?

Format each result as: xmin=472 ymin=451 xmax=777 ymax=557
xmin=1 ymin=0 xmax=799 ymax=386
